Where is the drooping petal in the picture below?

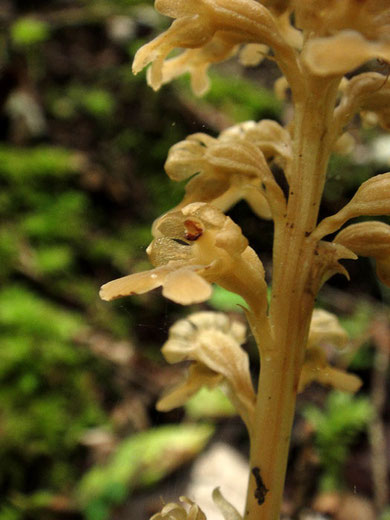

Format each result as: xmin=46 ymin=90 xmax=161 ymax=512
xmin=162 ymin=267 xmax=213 ymax=304
xmin=151 ymin=34 xmax=240 ymax=96
xmin=99 ymin=264 xmax=173 ymax=301
xmin=157 ymin=363 xmax=222 ymax=411
xmin=299 ymin=346 xmax=362 ymax=393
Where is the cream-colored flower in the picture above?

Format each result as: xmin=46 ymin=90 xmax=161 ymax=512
xmin=299 ymin=309 xmax=362 ymax=393
xmin=146 ymin=33 xmax=239 ymax=96
xmin=157 ymin=312 xmax=255 ymax=434
xmin=300 ymin=1 xmax=390 ymax=75
xmin=307 ymin=309 xmax=348 ymax=350
xmin=132 ymin=0 xmax=293 ymax=95
xmin=164 ymin=120 xmax=289 ymax=221
xmin=150 ymin=491 xmax=242 ymax=520
xmin=151 ymin=496 xmax=206 ymax=520
xmin=334 ymin=221 xmax=390 ymax=287
xmin=100 ymin=203 xmax=268 ymax=310
xmin=335 ymin=73 xmax=390 ymax=134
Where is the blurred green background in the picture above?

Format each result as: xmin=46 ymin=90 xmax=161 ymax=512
xmin=0 ymin=1 xmax=389 ymax=519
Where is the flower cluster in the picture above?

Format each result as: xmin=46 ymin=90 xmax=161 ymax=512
xmin=133 ymin=0 xmax=390 ymax=100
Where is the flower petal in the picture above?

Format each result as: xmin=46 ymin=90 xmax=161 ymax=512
xmin=162 ymin=267 xmax=213 ymax=304
xmin=303 ymin=31 xmax=390 ymax=76
xmin=308 ymin=309 xmax=349 ymax=350
xmin=157 ymin=364 xmax=222 ymax=411
xmin=100 ymin=265 xmax=172 ymax=301
xmin=212 ymin=488 xmax=242 ymax=520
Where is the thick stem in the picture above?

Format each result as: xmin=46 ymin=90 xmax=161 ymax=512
xmin=244 ymin=78 xmax=340 ymax=520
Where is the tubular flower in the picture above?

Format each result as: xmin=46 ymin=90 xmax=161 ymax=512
xmin=163 ymin=120 xmax=290 ymax=220
xmin=100 ymin=203 xmax=268 ymax=310
xmin=300 ymin=1 xmax=390 ymax=76
xmin=157 ymin=312 xmax=255 ymax=434
xmin=299 ymin=309 xmax=362 ymax=393
xmin=132 ymin=0 xmax=297 ymax=95
xmin=334 ymin=221 xmax=390 ymax=287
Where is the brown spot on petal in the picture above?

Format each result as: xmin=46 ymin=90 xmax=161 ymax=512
xmin=184 ymin=219 xmax=203 ymax=241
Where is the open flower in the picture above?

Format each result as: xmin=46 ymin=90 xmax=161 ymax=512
xmin=146 ymin=33 xmax=240 ymax=96
xmin=132 ymin=0 xmax=295 ymax=95
xmin=299 ymin=309 xmax=362 ymax=393
xmin=157 ymin=312 xmax=255 ymax=434
xmin=301 ymin=1 xmax=390 ymax=76
xmin=163 ymin=120 xmax=289 ymax=221
xmin=100 ymin=203 xmax=268 ymax=310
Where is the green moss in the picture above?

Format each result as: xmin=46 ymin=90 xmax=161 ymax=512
xmin=0 ymin=146 xmax=81 ymax=182
xmin=11 ymin=18 xmax=50 ymax=47
xmin=304 ymin=391 xmax=373 ymax=491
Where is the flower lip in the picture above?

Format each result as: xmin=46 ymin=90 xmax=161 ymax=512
xmin=184 ymin=219 xmax=204 ymax=241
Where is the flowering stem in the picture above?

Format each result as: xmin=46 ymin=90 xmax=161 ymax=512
xmin=244 ymin=79 xmax=340 ymax=520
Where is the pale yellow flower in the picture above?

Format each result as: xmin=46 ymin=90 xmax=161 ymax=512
xmin=157 ymin=312 xmax=255 ymax=434
xmin=299 ymin=309 xmax=362 ymax=393
xmin=150 ymin=496 xmax=206 ymax=520
xmin=162 ymin=119 xmax=290 ymax=228
xmin=100 ymin=203 xmax=267 ymax=309
xmin=335 ymin=221 xmax=390 ymax=287
xmin=132 ymin=0 xmax=293 ymax=95
xmin=314 ymin=172 xmax=390 ymax=239
xmin=300 ymin=1 xmax=390 ymax=75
